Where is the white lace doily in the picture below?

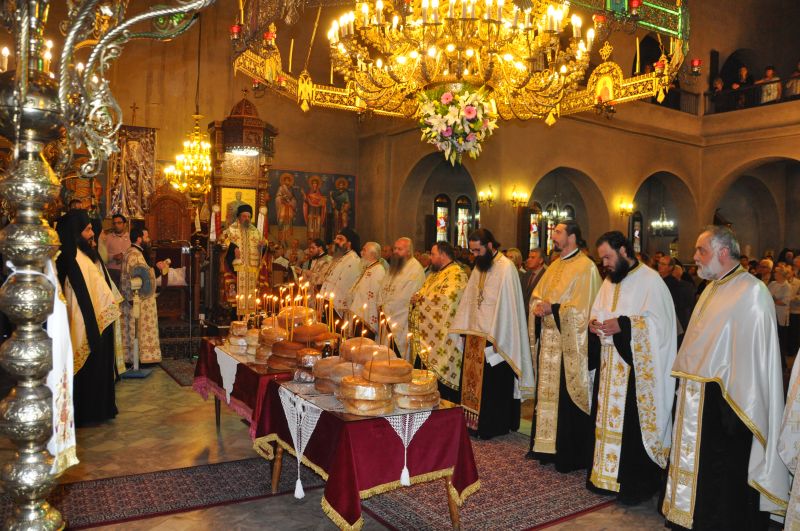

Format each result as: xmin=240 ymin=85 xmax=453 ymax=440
xmin=385 ymin=411 xmax=432 ymax=486
xmin=215 ymin=347 xmax=240 ymax=403
xmin=278 ymin=386 xmax=323 ymax=498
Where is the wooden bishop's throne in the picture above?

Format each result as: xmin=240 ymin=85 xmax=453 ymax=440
xmin=145 ymin=184 xmax=200 ymax=320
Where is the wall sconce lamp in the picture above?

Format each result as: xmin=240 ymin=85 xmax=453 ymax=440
xmin=509 ymin=186 xmax=528 ymax=208
xmin=478 ymin=186 xmax=495 ymax=208
xmin=619 ymin=200 xmax=634 ymax=217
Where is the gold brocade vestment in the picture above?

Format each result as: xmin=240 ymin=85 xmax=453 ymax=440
xmin=529 ymin=249 xmax=601 ymax=454
xmin=409 ymin=262 xmax=468 ymax=390
xmin=223 ymin=222 xmax=266 ymax=314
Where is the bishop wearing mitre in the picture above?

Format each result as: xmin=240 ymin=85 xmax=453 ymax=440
xmin=223 ymin=203 xmax=267 ymax=314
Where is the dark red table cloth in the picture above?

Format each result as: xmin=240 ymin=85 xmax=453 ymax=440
xmin=253 ymin=380 xmax=480 ymax=530
xmin=192 ymin=338 xmax=291 ymax=438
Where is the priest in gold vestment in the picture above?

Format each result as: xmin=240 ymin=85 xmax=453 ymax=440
xmin=588 ymin=232 xmax=676 ymax=504
xmin=410 ymin=241 xmax=468 ymax=403
xmin=529 ymin=220 xmax=601 ymax=471
xmin=663 ymin=226 xmax=789 ymax=530
xmin=223 ymin=204 xmax=267 ymax=314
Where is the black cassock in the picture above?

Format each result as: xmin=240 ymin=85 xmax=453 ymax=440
xmin=530 ymin=303 xmax=593 ymax=472
xmin=587 ymin=316 xmax=663 ymax=504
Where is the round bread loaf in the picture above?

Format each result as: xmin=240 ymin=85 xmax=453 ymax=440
xmin=277 ymin=306 xmax=316 ymax=329
xmin=337 ymin=376 xmax=392 ymax=401
xmin=229 ymin=321 xmax=248 ymax=336
xmin=293 ymin=369 xmax=315 ymax=383
xmin=393 ymin=369 xmax=438 ymax=396
xmin=297 ymin=347 xmax=322 ymax=368
xmin=227 ymin=336 xmax=247 ymax=346
xmin=394 ymin=391 xmax=440 ymax=410
xmin=330 ymin=362 xmax=365 ymax=384
xmin=260 ymin=325 xmax=289 ymax=345
xmin=341 ymin=337 xmax=375 ymax=358
xmin=362 ymin=358 xmax=413 ymax=384
xmin=313 ymin=356 xmax=343 ymax=378
xmin=271 ymin=340 xmax=305 ymax=360
xmin=267 ymin=356 xmax=296 ymax=371
xmin=254 ymin=346 xmax=271 ymax=363
xmin=246 ymin=345 xmax=257 ymax=356
xmin=348 ymin=344 xmax=395 ymax=365
xmin=340 ymin=398 xmax=394 ymax=416
xmin=225 ymin=344 xmax=247 ymax=355
xmin=314 ymin=377 xmax=337 ymax=394
xmin=293 ymin=323 xmax=329 ymax=343
xmin=245 ymin=329 xmax=261 ymax=346
xmin=313 ymin=331 xmax=340 ymax=346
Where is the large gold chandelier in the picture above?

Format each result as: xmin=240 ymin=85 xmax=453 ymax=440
xmin=326 ymin=0 xmax=593 ymax=120
xmin=165 ymin=113 xmax=212 ymax=205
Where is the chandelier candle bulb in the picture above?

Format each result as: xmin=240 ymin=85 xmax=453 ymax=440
xmin=432 ymin=0 xmax=439 ymax=23
xmin=376 ymin=0 xmax=383 ymax=24
xmin=449 ymin=0 xmax=455 ymax=18
xmin=362 ymin=3 xmax=369 ymax=27
xmin=1 ymin=47 xmax=8 ymax=71
xmin=571 ymin=14 xmax=581 ymax=38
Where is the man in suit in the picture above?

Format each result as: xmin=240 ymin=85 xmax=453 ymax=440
xmin=521 ymin=248 xmax=547 ymax=316
xmin=657 ymin=255 xmax=695 ymax=346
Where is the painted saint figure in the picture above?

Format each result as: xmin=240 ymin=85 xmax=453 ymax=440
xmin=330 ymin=177 xmax=351 ymax=234
xmin=302 ymin=175 xmax=327 ymax=240
xmin=276 ymin=173 xmax=297 ymax=243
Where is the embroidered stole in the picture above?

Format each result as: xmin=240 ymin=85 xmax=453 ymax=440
xmin=461 ymin=335 xmax=486 ymax=430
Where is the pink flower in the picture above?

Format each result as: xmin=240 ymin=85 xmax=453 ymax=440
xmin=483 ymin=119 xmax=489 ymax=128
xmin=464 ymin=105 xmax=477 ymax=119
xmin=442 ymin=127 xmax=453 ymax=138
xmin=466 ymin=132 xmax=476 ymax=142
xmin=441 ymin=92 xmax=454 ymax=104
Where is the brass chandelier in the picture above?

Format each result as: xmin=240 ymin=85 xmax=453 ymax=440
xmin=326 ymin=0 xmax=593 ymax=120
xmin=165 ymin=113 xmax=213 ymax=205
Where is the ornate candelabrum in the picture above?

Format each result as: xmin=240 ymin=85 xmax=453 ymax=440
xmin=0 ymin=1 xmax=214 ymax=528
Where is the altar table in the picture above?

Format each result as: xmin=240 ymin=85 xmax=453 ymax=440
xmin=192 ymin=338 xmax=291 ymax=437
xmin=253 ymin=380 xmax=480 ymax=530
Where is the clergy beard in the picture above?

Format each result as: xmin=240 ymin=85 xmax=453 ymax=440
xmin=333 ymin=243 xmax=346 ymax=258
xmin=608 ymin=253 xmax=632 ymax=283
xmin=77 ymin=236 xmax=101 ymax=263
xmin=430 ymin=262 xmax=442 ymax=273
xmin=697 ymin=253 xmax=724 ymax=280
xmin=474 ymin=251 xmax=494 ymax=272
xmin=388 ymin=255 xmax=407 ymax=276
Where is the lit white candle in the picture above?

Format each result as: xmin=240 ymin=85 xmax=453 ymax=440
xmin=449 ymin=0 xmax=455 ymax=18
xmin=362 ymin=2 xmax=369 ymax=26
xmin=1 ymin=47 xmax=8 ymax=72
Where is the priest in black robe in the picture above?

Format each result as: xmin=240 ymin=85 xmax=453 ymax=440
xmin=587 ymin=231 xmax=677 ymax=504
xmin=56 ymin=209 xmax=122 ymax=426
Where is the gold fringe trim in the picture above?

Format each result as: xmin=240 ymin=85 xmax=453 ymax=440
xmin=750 ymin=479 xmax=789 ymax=511
xmin=589 ymin=471 xmax=621 ymax=493
xmin=670 ymin=372 xmax=766 ymax=447
xmin=665 ymin=507 xmax=694 ymax=529
xmin=321 ymin=495 xmax=364 ymax=531
xmin=252 ymin=434 xmax=330 ymax=481
xmin=52 ymin=446 xmax=79 ymax=476
xmin=449 ymin=478 xmax=481 ymax=507
xmin=359 ymin=468 xmax=455 ymax=499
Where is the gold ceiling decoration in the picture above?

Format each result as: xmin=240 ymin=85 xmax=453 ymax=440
xmin=232 ymin=0 xmax=688 ymax=125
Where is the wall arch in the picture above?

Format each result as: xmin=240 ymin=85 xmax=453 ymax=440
xmin=715 ymin=175 xmax=781 ymax=258
xmin=633 ymin=171 xmax=697 ymax=259
xmin=720 ymin=48 xmax=763 ymax=87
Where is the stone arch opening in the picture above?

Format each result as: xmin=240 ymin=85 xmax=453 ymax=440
xmin=633 ymin=171 xmax=697 ymax=259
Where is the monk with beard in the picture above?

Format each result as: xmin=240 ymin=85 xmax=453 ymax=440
xmin=56 ymin=209 xmax=123 ymax=426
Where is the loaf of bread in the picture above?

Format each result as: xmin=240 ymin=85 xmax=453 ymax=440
xmin=293 ymin=323 xmax=329 ymax=343
xmin=362 ymin=358 xmax=413 ymax=383
xmin=314 ymin=377 xmax=337 ymax=394
xmin=313 ymin=356 xmax=344 ymax=379
xmin=330 ymin=362 xmax=365 ymax=384
xmin=246 ymin=345 xmax=257 ymax=356
xmin=230 ymin=321 xmax=248 ymax=336
xmin=254 ymin=346 xmax=271 ymax=363
xmin=267 ymin=356 xmax=296 ymax=371
xmin=340 ymin=397 xmax=394 ymax=416
xmin=337 ymin=376 xmax=392 ymax=401
xmin=394 ymin=391 xmax=440 ymax=410
xmin=227 ymin=336 xmax=247 ymax=346
xmin=271 ymin=340 xmax=305 ymax=360
xmin=245 ymin=329 xmax=261 ymax=347
xmin=225 ymin=343 xmax=247 ymax=355
xmin=348 ymin=344 xmax=395 ymax=365
xmin=260 ymin=325 xmax=289 ymax=346
xmin=393 ymin=369 xmax=437 ymax=396
xmin=341 ymin=337 xmax=375 ymax=357
xmin=277 ymin=306 xmax=316 ymax=329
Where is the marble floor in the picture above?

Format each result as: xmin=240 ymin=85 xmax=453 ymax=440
xmin=2 ymin=367 xmax=668 ymax=529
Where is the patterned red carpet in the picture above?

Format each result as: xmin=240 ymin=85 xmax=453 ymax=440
xmin=362 ymin=431 xmax=614 ymax=530
xmin=0 ymin=458 xmax=324 ymax=529
xmin=159 ymin=358 xmax=197 ymax=387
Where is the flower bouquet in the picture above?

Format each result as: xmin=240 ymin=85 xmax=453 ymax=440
xmin=417 ymin=85 xmax=498 ymax=166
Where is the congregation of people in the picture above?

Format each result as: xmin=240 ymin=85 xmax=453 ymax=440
xmin=708 ymin=61 xmax=800 ymax=113
xmin=55 ymin=196 xmax=800 ymax=529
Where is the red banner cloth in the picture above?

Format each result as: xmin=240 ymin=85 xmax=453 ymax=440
xmin=193 ymin=338 xmax=292 ymax=438
xmin=253 ymin=380 xmax=480 ymax=530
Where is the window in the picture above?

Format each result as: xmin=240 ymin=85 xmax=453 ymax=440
xmin=529 ymin=202 xmax=542 ymax=251
xmin=455 ymin=196 xmax=472 ymax=248
xmin=434 ymin=194 xmax=452 ymax=243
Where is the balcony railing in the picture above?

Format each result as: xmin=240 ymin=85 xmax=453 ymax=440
xmin=704 ymin=78 xmax=800 ymax=115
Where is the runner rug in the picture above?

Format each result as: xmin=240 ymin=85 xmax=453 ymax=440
xmin=0 ymin=458 xmax=324 ymax=529
xmin=159 ymin=358 xmax=196 ymax=387
xmin=362 ymin=431 xmax=614 ymax=530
